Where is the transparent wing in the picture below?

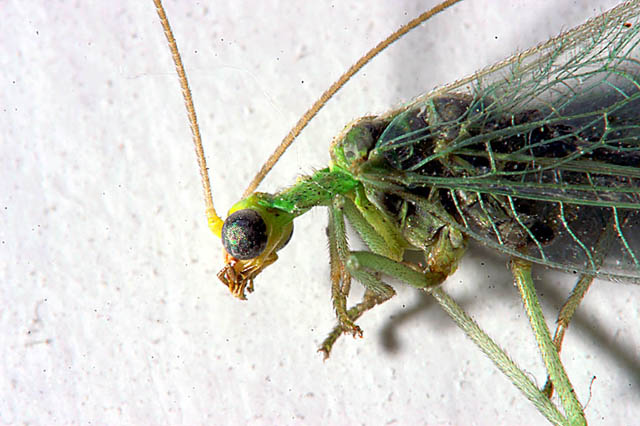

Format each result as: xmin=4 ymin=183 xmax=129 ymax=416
xmin=368 ymin=2 xmax=640 ymax=282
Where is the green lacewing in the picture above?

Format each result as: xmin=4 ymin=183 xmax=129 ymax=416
xmin=155 ymin=1 xmax=639 ymax=423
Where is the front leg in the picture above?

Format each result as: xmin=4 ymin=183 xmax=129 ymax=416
xmin=325 ymin=193 xmax=408 ymax=342
xmin=319 ymin=288 xmax=392 ymax=359
xmin=327 ymin=195 xmax=360 ymax=339
xmin=323 ymin=194 xmax=401 ymax=357
xmin=322 ymin=202 xmax=466 ymax=357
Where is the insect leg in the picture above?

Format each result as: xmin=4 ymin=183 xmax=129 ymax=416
xmin=510 ymin=258 xmax=586 ymax=425
xmin=322 ymin=201 xmax=466 ymax=357
xmin=319 ymin=289 xmax=393 ymax=359
xmin=320 ymin=196 xmax=398 ymax=358
xmin=331 ymin=225 xmax=467 ymax=345
xmin=341 ymin=225 xmax=466 ymax=295
xmin=542 ymin=274 xmax=595 ymax=398
xmin=327 ymin=195 xmax=359 ymax=339
xmin=340 ymin=248 xmax=567 ymax=425
xmin=430 ymin=285 xmax=567 ymax=425
xmin=543 ymin=216 xmax=615 ymax=397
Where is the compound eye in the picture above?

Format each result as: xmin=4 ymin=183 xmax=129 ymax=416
xmin=221 ymin=209 xmax=268 ymax=260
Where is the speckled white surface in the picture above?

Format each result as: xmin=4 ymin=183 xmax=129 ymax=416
xmin=2 ymin=1 xmax=638 ymax=424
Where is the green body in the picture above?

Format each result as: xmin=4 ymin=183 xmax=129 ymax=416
xmin=219 ymin=3 xmax=640 ymax=425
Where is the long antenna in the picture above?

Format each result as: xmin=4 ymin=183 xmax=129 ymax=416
xmin=152 ymin=0 xmax=224 ymax=237
xmin=241 ymin=0 xmax=464 ymax=198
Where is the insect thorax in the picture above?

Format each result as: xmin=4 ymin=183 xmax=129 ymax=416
xmin=330 ymin=90 xmax=640 ymax=269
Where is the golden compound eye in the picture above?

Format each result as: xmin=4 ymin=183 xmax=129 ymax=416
xmin=221 ymin=209 xmax=268 ymax=260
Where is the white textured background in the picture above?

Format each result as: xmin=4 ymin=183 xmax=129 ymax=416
xmin=2 ymin=1 xmax=638 ymax=425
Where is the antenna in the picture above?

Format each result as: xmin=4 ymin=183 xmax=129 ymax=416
xmin=152 ymin=0 xmax=224 ymax=237
xmin=241 ymin=0 xmax=464 ymax=197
